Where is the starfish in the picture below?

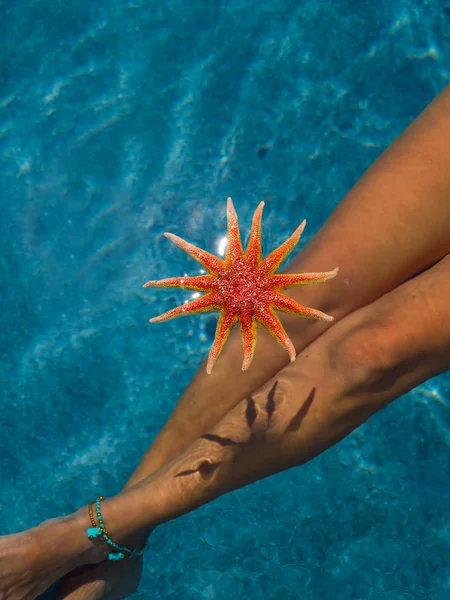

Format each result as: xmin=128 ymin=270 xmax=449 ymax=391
xmin=144 ymin=198 xmax=338 ymax=374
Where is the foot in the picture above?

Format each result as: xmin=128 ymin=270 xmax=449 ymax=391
xmin=54 ymin=528 xmax=150 ymax=600
xmin=0 ymin=512 xmax=103 ymax=600
xmin=54 ymin=558 xmax=143 ymax=600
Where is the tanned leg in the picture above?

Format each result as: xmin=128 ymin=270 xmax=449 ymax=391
xmin=53 ymin=85 xmax=450 ymax=598
xmin=5 ymin=255 xmax=449 ymax=600
xmin=98 ymin=253 xmax=450 ymax=538
xmin=129 ymin=83 xmax=450 ymax=484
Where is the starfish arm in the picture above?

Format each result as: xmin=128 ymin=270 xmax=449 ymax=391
xmin=143 ymin=274 xmax=216 ymax=292
xmin=244 ymin=201 xmax=264 ymax=267
xmin=239 ymin=314 xmax=258 ymax=371
xmin=259 ymin=220 xmax=306 ymax=275
xmin=268 ymin=267 xmax=339 ymax=290
xmin=225 ymin=197 xmax=244 ymax=264
xmin=255 ymin=307 xmax=296 ymax=362
xmin=206 ymin=310 xmax=239 ymax=374
xmin=270 ymin=291 xmax=335 ymax=322
xmin=164 ymin=232 xmax=224 ymax=275
xmin=150 ymin=293 xmax=220 ymax=323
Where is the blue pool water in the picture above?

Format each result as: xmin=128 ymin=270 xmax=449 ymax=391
xmin=1 ymin=0 xmax=449 ymax=598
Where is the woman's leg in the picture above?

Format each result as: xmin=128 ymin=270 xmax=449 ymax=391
xmin=3 ymin=253 xmax=449 ymax=600
xmin=52 ymin=84 xmax=450 ymax=600
xmin=104 ymin=254 xmax=450 ymax=536
xmin=128 ymin=83 xmax=450 ymax=485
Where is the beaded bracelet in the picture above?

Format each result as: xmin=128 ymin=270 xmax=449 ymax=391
xmin=86 ymin=496 xmax=146 ymax=561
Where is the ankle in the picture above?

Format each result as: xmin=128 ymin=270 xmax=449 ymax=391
xmin=33 ymin=509 xmax=107 ymax=572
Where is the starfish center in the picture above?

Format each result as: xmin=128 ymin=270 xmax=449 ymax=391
xmin=215 ymin=261 xmax=267 ymax=314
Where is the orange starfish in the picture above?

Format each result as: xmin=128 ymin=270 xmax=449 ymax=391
xmin=144 ymin=198 xmax=338 ymax=374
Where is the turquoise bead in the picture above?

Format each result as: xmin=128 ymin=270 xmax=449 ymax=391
xmin=87 ymin=527 xmax=101 ymax=539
